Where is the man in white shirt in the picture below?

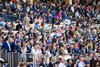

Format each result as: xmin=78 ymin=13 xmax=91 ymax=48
xmin=78 ymin=56 xmax=86 ymax=67
xmin=58 ymin=56 xmax=66 ymax=67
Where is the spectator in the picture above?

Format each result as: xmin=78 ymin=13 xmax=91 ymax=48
xmin=58 ymin=56 xmax=66 ymax=67
xmin=21 ymin=41 xmax=27 ymax=62
xmin=50 ymin=45 xmax=57 ymax=56
xmin=48 ymin=56 xmax=55 ymax=67
xmin=66 ymin=59 xmax=73 ymax=67
xmin=16 ymin=20 xmax=22 ymax=31
xmin=55 ymin=61 xmax=60 ymax=67
xmin=0 ymin=37 xmax=3 ymax=49
xmin=39 ymin=56 xmax=48 ymax=67
xmin=20 ymin=62 xmax=27 ymax=67
xmin=77 ymin=56 xmax=86 ymax=67
xmin=2 ymin=36 xmax=11 ymax=52
xmin=0 ymin=0 xmax=99 ymax=67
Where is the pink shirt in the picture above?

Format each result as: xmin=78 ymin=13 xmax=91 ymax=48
xmin=57 ymin=11 xmax=62 ymax=19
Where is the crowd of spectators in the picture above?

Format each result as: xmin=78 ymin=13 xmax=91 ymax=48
xmin=0 ymin=0 xmax=100 ymax=67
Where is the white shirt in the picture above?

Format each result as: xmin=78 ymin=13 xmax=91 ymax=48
xmin=31 ymin=47 xmax=36 ymax=55
xmin=27 ymin=6 xmax=30 ymax=12
xmin=21 ymin=47 xmax=27 ymax=54
xmin=71 ymin=6 xmax=74 ymax=12
xmin=63 ymin=19 xmax=71 ymax=26
xmin=78 ymin=62 xmax=86 ymax=67
xmin=0 ymin=21 xmax=6 ymax=26
xmin=36 ymin=49 xmax=42 ymax=55
xmin=94 ymin=49 xmax=97 ymax=52
xmin=50 ymin=33 xmax=55 ymax=38
xmin=75 ymin=11 xmax=79 ymax=17
xmin=64 ymin=49 xmax=68 ymax=54
xmin=0 ymin=42 xmax=3 ymax=47
xmin=24 ymin=16 xmax=30 ymax=22
xmin=6 ymin=41 xmax=11 ymax=51
xmin=58 ymin=62 xmax=66 ymax=67
xmin=31 ymin=48 xmax=42 ymax=55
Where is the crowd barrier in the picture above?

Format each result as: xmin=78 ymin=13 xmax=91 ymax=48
xmin=0 ymin=50 xmax=77 ymax=67
xmin=0 ymin=50 xmax=36 ymax=67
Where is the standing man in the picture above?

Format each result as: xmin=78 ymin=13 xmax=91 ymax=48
xmin=78 ymin=56 xmax=86 ymax=67
xmin=58 ymin=56 xmax=66 ymax=67
xmin=48 ymin=56 xmax=55 ymax=67
xmin=39 ymin=56 xmax=48 ymax=67
xmin=2 ymin=36 xmax=11 ymax=52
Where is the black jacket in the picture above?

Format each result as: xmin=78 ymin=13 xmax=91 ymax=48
xmin=39 ymin=62 xmax=47 ymax=67
xmin=48 ymin=62 xmax=55 ymax=67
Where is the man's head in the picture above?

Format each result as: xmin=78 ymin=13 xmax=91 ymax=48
xmin=49 ymin=56 xmax=55 ymax=62
xmin=42 ymin=56 xmax=46 ymax=62
xmin=55 ymin=61 xmax=60 ymax=67
xmin=4 ymin=36 xmax=10 ymax=42
xmin=20 ymin=62 xmax=27 ymax=67
xmin=74 ymin=54 xmax=79 ymax=59
xmin=67 ymin=59 xmax=72 ymax=64
xmin=79 ymin=56 xmax=84 ymax=62
xmin=89 ymin=53 xmax=94 ymax=58
xmin=58 ymin=56 xmax=65 ymax=63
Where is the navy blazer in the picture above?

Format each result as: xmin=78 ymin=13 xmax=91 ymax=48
xmin=39 ymin=62 xmax=47 ymax=67
xmin=10 ymin=42 xmax=16 ymax=52
xmin=2 ymin=41 xmax=11 ymax=52
xmin=16 ymin=44 xmax=22 ymax=53
xmin=74 ymin=48 xmax=80 ymax=54
xmin=50 ymin=49 xmax=56 ymax=56
xmin=27 ymin=46 xmax=31 ymax=53
xmin=48 ymin=62 xmax=55 ymax=67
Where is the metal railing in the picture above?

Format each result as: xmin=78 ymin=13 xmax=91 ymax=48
xmin=0 ymin=50 xmax=70 ymax=67
xmin=0 ymin=50 xmax=37 ymax=67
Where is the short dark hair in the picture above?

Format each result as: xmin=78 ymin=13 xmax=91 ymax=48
xmin=42 ymin=56 xmax=46 ymax=61
xmin=55 ymin=61 xmax=60 ymax=65
xmin=5 ymin=36 xmax=9 ymax=41
xmin=49 ymin=56 xmax=54 ymax=61
xmin=67 ymin=59 xmax=71 ymax=63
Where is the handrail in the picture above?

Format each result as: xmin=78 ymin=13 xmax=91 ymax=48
xmin=0 ymin=50 xmax=37 ymax=67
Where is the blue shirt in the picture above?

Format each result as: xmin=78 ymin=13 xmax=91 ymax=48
xmin=0 ymin=21 xmax=6 ymax=26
